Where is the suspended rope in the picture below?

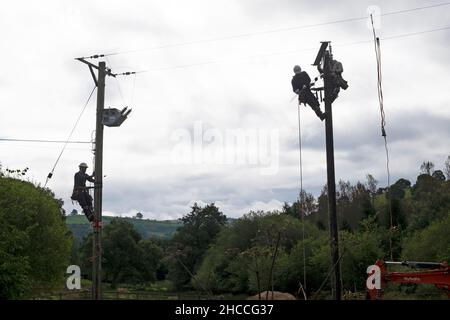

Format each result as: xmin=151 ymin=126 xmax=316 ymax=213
xmin=296 ymin=102 xmax=308 ymax=299
xmin=371 ymin=14 xmax=394 ymax=260
xmin=44 ymin=86 xmax=97 ymax=188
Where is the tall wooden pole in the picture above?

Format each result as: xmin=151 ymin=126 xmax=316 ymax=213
xmin=92 ymin=61 xmax=105 ymax=300
xmin=323 ymin=50 xmax=342 ymax=300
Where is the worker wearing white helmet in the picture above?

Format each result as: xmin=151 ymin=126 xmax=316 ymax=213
xmin=291 ymin=65 xmax=325 ymax=121
xmin=71 ymin=162 xmax=95 ymax=222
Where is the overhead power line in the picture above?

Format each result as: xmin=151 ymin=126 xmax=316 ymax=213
xmin=126 ymin=25 xmax=450 ymax=74
xmin=0 ymin=138 xmax=91 ymax=144
xmin=85 ymin=2 xmax=450 ymax=58
xmin=380 ymin=26 xmax=450 ymax=40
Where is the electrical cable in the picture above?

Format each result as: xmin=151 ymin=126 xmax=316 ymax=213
xmin=120 ymin=25 xmax=450 ymax=75
xmin=0 ymin=138 xmax=91 ymax=144
xmin=94 ymin=2 xmax=450 ymax=58
xmin=44 ymin=86 xmax=97 ymax=188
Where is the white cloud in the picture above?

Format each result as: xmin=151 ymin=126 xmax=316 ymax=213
xmin=1 ymin=0 xmax=449 ymax=220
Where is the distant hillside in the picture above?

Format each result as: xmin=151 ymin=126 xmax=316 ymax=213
xmin=66 ymin=215 xmax=182 ymax=241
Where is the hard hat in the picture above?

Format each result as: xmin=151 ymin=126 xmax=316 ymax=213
xmin=293 ymin=65 xmax=301 ymax=74
xmin=79 ymin=162 xmax=88 ymax=168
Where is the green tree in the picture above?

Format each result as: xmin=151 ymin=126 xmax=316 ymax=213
xmin=346 ymin=181 xmax=374 ymax=229
xmin=80 ymin=219 xmax=164 ymax=288
xmin=409 ymin=176 xmax=450 ymax=230
xmin=0 ymin=176 xmax=72 ymax=298
xmin=366 ymin=174 xmax=378 ymax=210
xmin=413 ymin=174 xmax=439 ymax=195
xmin=102 ymin=219 xmax=143 ymax=288
xmin=394 ymin=178 xmax=412 ymax=190
xmin=275 ymin=231 xmax=329 ymax=297
xmin=420 ymin=161 xmax=435 ymax=175
xmin=79 ymin=233 xmax=93 ymax=280
xmin=166 ymin=203 xmax=227 ymax=290
xmin=432 ymin=170 xmax=446 ymax=182
xmin=339 ymin=217 xmax=385 ymax=292
xmin=195 ymin=211 xmax=322 ymax=296
xmin=278 ymin=216 xmax=386 ymax=297
xmin=282 ymin=190 xmax=317 ymax=219
xmin=139 ymin=239 xmax=163 ymax=283
xmin=385 ymin=180 xmax=408 ymax=231
xmin=0 ymin=223 xmax=30 ymax=299
xmin=309 ymin=185 xmax=329 ymax=230
xmin=444 ymin=156 xmax=450 ymax=180
xmin=402 ymin=213 xmax=450 ymax=262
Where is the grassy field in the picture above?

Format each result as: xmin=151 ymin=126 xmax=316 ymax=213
xmin=66 ymin=215 xmax=182 ymax=240
xmin=33 ymin=277 xmax=447 ymax=300
xmin=33 ymin=280 xmax=249 ymax=300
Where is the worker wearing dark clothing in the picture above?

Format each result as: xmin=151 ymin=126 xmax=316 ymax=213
xmin=329 ymin=59 xmax=349 ymax=103
xmin=71 ymin=162 xmax=95 ymax=222
xmin=291 ymin=65 xmax=325 ymax=121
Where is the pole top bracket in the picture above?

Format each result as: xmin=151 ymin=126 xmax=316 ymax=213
xmin=312 ymin=41 xmax=331 ymax=66
xmin=76 ymin=57 xmax=117 ymax=77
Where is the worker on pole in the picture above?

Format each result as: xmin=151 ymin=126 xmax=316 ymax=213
xmin=317 ymin=59 xmax=349 ymax=103
xmin=71 ymin=162 xmax=95 ymax=222
xmin=291 ymin=65 xmax=325 ymax=121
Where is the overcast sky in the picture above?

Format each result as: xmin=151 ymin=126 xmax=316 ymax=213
xmin=1 ymin=0 xmax=449 ymax=220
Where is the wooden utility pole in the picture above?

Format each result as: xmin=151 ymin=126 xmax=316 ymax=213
xmin=76 ymin=57 xmax=133 ymax=300
xmin=76 ymin=57 xmax=132 ymax=300
xmin=92 ymin=61 xmax=106 ymax=300
xmin=312 ymin=42 xmax=342 ymax=300
xmin=323 ymin=48 xmax=342 ymax=300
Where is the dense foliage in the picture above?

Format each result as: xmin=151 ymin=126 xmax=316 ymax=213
xmin=66 ymin=157 xmax=450 ymax=298
xmin=165 ymin=203 xmax=227 ymax=291
xmin=0 ymin=170 xmax=72 ymax=299
xmin=79 ymin=219 xmax=164 ymax=288
xmin=2 ymin=157 xmax=449 ymax=299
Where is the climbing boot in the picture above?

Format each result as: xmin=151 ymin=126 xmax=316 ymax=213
xmin=83 ymin=207 xmax=95 ymax=222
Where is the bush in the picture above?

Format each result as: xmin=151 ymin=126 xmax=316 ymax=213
xmin=195 ymin=211 xmax=325 ymax=296
xmin=402 ymin=212 xmax=450 ymax=262
xmin=0 ymin=177 xmax=72 ymax=299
